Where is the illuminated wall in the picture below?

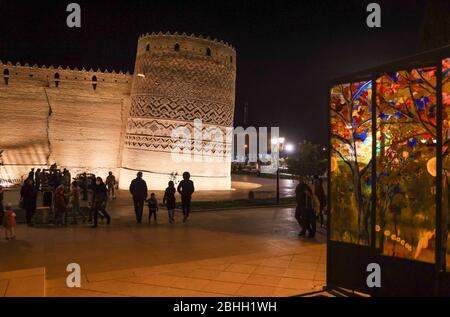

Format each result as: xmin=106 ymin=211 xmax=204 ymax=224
xmin=120 ymin=33 xmax=236 ymax=190
xmin=0 ymin=62 xmax=131 ymax=186
xmin=0 ymin=32 xmax=236 ymax=190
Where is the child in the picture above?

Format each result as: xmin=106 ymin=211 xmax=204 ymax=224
xmin=3 ymin=203 xmax=16 ymax=240
xmin=147 ymin=193 xmax=158 ymax=223
xmin=163 ymin=181 xmax=176 ymax=223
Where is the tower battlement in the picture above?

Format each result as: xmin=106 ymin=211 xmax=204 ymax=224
xmin=1 ymin=60 xmax=132 ymax=87
xmin=136 ymin=31 xmax=236 ymax=67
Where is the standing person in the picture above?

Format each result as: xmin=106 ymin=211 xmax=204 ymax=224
xmin=0 ymin=186 xmax=4 ymax=228
xmin=295 ymin=176 xmax=314 ymax=237
xmin=163 ymin=181 xmax=176 ymax=223
xmin=3 ymin=204 xmax=16 ymax=240
xmin=20 ymin=179 xmax=38 ymax=225
xmin=81 ymin=172 xmax=89 ymax=201
xmin=70 ymin=181 xmax=86 ymax=224
xmin=54 ymin=184 xmax=67 ymax=226
xmin=63 ymin=169 xmax=71 ymax=190
xmin=177 ymin=172 xmax=195 ymax=223
xmin=106 ymin=171 xmax=116 ymax=200
xmin=35 ymin=169 xmax=42 ymax=191
xmin=92 ymin=177 xmax=111 ymax=228
xmin=129 ymin=172 xmax=148 ymax=224
xmin=49 ymin=163 xmax=57 ymax=188
xmin=28 ymin=168 xmax=35 ymax=184
xmin=147 ymin=193 xmax=158 ymax=223
xmin=313 ymin=175 xmax=327 ymax=228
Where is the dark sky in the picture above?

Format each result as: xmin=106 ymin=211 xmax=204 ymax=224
xmin=0 ymin=0 xmax=436 ymax=144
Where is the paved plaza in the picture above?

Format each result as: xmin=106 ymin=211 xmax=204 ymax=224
xmin=0 ymin=203 xmax=326 ymax=297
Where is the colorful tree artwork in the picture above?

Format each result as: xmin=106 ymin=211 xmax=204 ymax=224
xmin=376 ymin=66 xmax=437 ymax=262
xmin=441 ymin=57 xmax=450 ymax=269
xmin=330 ymin=81 xmax=372 ymax=245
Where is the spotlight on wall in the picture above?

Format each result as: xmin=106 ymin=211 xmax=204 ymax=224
xmin=137 ymin=73 xmax=146 ymax=78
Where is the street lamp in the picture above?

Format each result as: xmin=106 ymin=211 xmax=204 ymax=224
xmin=285 ymin=143 xmax=295 ymax=153
xmin=272 ymin=137 xmax=285 ymax=205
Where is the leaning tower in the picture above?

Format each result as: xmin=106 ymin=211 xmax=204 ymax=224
xmin=119 ymin=32 xmax=236 ymax=190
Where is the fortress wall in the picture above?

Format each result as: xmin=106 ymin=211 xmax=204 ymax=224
xmin=120 ymin=33 xmax=236 ymax=190
xmin=0 ymin=62 xmax=132 ymax=185
xmin=0 ymin=32 xmax=236 ymax=190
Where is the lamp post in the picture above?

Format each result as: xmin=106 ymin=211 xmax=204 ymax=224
xmin=272 ymin=137 xmax=285 ymax=205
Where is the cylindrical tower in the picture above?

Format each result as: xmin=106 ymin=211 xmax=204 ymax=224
xmin=119 ymin=32 xmax=236 ymax=190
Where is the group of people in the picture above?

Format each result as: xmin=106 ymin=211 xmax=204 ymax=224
xmin=28 ymin=165 xmax=72 ymax=192
xmin=4 ymin=167 xmax=195 ymax=235
xmin=17 ymin=168 xmax=114 ymax=228
xmin=294 ymin=175 xmax=327 ymax=238
xmin=54 ymin=176 xmax=113 ymax=228
xmin=3 ymin=166 xmax=325 ymax=240
xmin=129 ymin=171 xmax=195 ymax=224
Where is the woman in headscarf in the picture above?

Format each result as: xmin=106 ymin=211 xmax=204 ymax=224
xmin=54 ymin=184 xmax=67 ymax=226
xmin=163 ymin=181 xmax=176 ymax=223
xmin=92 ymin=177 xmax=111 ymax=228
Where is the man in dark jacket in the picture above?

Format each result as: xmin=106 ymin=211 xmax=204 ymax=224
xmin=177 ymin=172 xmax=195 ymax=223
xmin=129 ymin=172 xmax=148 ymax=224
xmin=21 ymin=178 xmax=38 ymax=225
xmin=295 ymin=176 xmax=315 ymax=237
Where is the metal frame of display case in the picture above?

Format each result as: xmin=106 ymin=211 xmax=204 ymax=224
xmin=327 ymin=45 xmax=450 ymax=296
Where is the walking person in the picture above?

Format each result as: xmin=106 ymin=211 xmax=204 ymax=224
xmin=3 ymin=204 xmax=16 ymax=240
xmin=20 ymin=178 xmax=38 ymax=225
xmin=54 ymin=184 xmax=67 ymax=226
xmin=177 ymin=172 xmax=195 ymax=223
xmin=313 ymin=175 xmax=327 ymax=228
xmin=129 ymin=172 xmax=148 ymax=224
xmin=106 ymin=171 xmax=116 ymax=200
xmin=147 ymin=193 xmax=158 ymax=223
xmin=163 ymin=181 xmax=176 ymax=223
xmin=92 ymin=177 xmax=111 ymax=228
xmin=295 ymin=176 xmax=315 ymax=238
xmin=70 ymin=181 xmax=86 ymax=224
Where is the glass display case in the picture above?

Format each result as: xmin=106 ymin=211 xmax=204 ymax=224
xmin=328 ymin=46 xmax=450 ymax=296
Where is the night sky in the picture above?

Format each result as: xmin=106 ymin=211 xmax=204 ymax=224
xmin=0 ymin=0 xmax=439 ymax=144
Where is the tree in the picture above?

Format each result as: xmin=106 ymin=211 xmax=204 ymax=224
xmin=286 ymin=141 xmax=327 ymax=177
xmin=418 ymin=0 xmax=450 ymax=52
